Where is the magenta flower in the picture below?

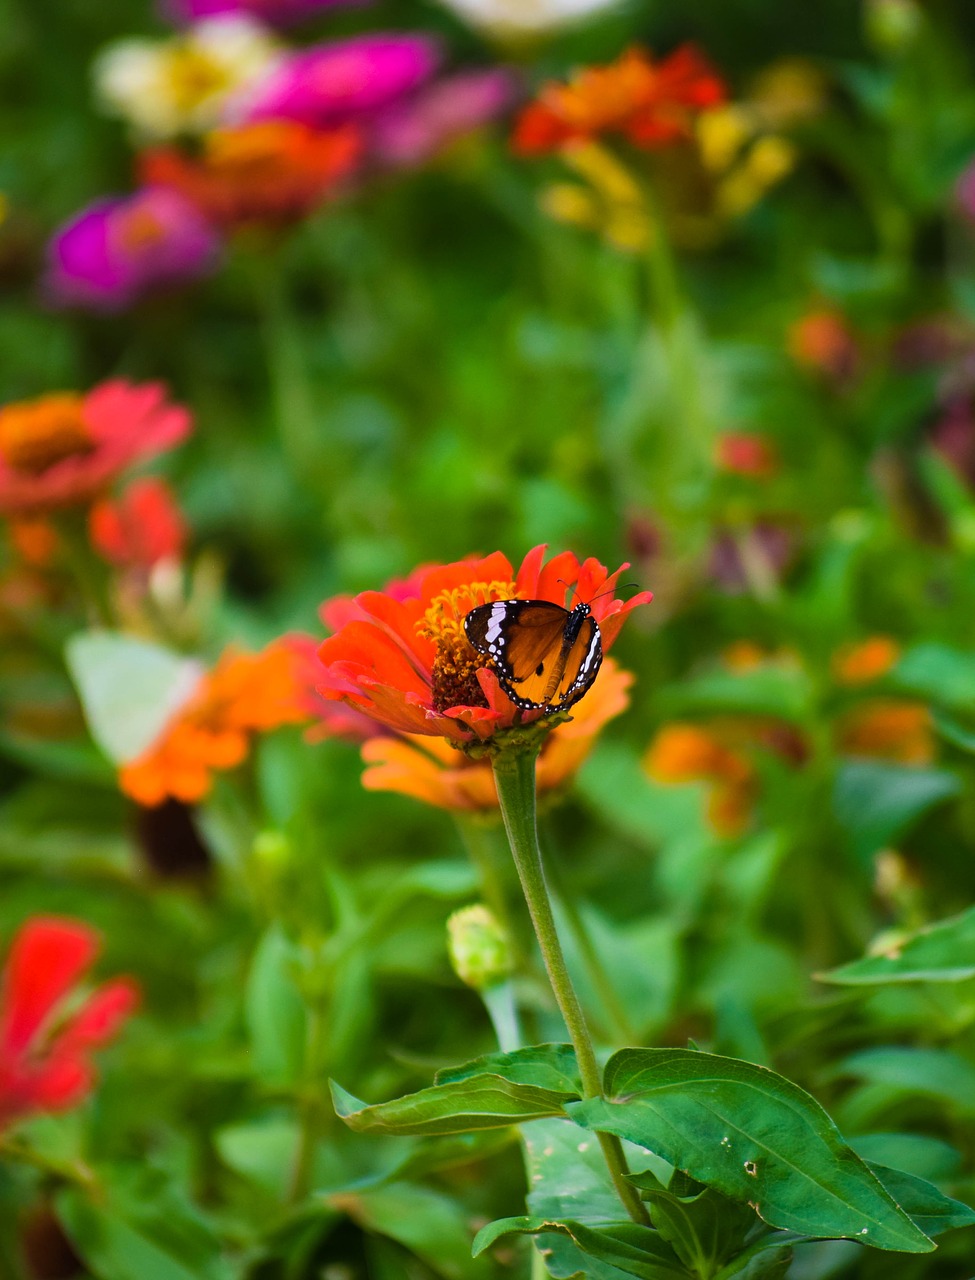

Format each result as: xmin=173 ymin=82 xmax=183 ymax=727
xmin=44 ymin=188 xmax=219 ymax=313
xmin=370 ymin=68 xmax=517 ymax=168
xmin=236 ymin=34 xmax=440 ymax=127
xmin=165 ymin=0 xmax=369 ymax=23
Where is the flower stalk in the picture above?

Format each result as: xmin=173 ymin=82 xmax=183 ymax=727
xmin=491 ymin=742 xmax=649 ymax=1227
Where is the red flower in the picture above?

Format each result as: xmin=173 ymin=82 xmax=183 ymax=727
xmin=715 ymin=432 xmax=778 ymax=479
xmin=139 ymin=121 xmax=362 ymax=232
xmin=0 ymin=380 xmax=191 ymax=516
xmin=0 ymin=917 xmax=138 ymax=1129
xmin=316 ymin=545 xmax=651 ymax=745
xmin=89 ymin=477 xmax=187 ymax=570
xmin=512 ymin=45 xmax=725 ymax=156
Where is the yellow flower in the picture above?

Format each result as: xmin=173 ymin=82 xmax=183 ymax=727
xmin=539 ymin=141 xmax=651 ymax=252
xmin=93 ymin=16 xmax=279 ymax=139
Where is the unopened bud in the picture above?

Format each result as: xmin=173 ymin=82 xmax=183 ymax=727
xmin=252 ymin=829 xmax=291 ymax=871
xmin=447 ymin=905 xmax=511 ymax=992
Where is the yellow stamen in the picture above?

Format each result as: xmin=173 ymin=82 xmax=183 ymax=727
xmin=417 ymin=579 xmax=516 ymax=712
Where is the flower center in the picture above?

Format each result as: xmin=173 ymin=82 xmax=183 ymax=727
xmin=0 ymin=394 xmax=93 ymax=475
xmin=164 ymin=47 xmax=234 ymax=115
xmin=417 ymin=579 xmax=516 ymax=713
xmin=114 ymin=204 xmax=169 ymax=254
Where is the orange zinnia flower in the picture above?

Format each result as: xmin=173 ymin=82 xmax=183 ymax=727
xmin=138 ymin=119 xmax=362 ymax=231
xmin=643 ymin=721 xmax=755 ymax=836
xmin=787 ymin=308 xmax=859 ymax=381
xmin=316 ymin=546 xmax=651 ymax=746
xmin=359 ymin=657 xmax=633 ymax=812
xmin=837 ymin=699 xmax=934 ymax=766
xmin=119 ymin=640 xmax=307 ymax=806
xmin=832 ymin=636 xmax=900 ymax=686
xmin=512 ymin=45 xmax=726 ymax=157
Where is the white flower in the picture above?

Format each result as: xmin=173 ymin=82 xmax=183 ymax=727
xmin=436 ymin=0 xmax=622 ymax=36
xmin=93 ymin=16 xmax=280 ymax=139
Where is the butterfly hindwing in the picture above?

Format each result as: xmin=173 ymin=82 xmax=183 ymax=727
xmin=464 ymin=599 xmax=603 ymax=713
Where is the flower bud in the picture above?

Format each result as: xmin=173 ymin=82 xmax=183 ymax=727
xmin=447 ymin=905 xmax=511 ymax=991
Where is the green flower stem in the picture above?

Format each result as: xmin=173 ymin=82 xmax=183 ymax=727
xmin=255 ymin=259 xmax=321 ymax=487
xmin=56 ymin=514 xmax=114 ymax=627
xmin=491 ymin=745 xmax=649 ymax=1227
xmin=540 ymin=831 xmax=638 ymax=1046
xmin=288 ymin=986 xmax=329 ymax=1203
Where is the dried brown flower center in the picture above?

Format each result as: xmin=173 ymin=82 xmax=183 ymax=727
xmin=0 ymin=394 xmax=93 ymax=475
xmin=417 ymin=579 xmax=516 ymax=713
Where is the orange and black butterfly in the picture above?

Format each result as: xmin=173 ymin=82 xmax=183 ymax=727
xmin=464 ymin=598 xmax=602 ymax=714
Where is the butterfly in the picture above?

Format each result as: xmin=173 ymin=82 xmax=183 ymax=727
xmin=464 ymin=598 xmax=602 ymax=714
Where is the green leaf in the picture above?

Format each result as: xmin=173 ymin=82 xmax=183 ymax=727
xmin=866 ymin=1162 xmax=975 ymax=1238
xmin=472 ymin=1217 xmax=684 ymax=1280
xmin=657 ymin=667 xmax=814 ymax=723
xmin=331 ymin=1046 xmax=581 ymax=1136
xmin=328 ymin=1181 xmax=491 ymax=1279
xmin=836 ymin=1047 xmax=975 ymax=1115
xmin=832 ymin=761 xmax=960 ymax=863
xmin=524 ymin=1116 xmax=671 ymax=1279
xmin=819 ymin=905 xmax=975 ymax=986
xmin=566 ymin=1049 xmax=934 ymax=1253
xmin=244 ymin=925 xmax=308 ymax=1088
xmin=626 ymin=1174 xmax=756 ymax=1274
xmin=892 ymin=643 xmax=975 ymax=711
xmin=65 ymin=631 xmax=202 ymax=765
xmin=435 ymin=1044 xmax=582 ymax=1094
xmin=56 ymin=1168 xmax=233 ymax=1280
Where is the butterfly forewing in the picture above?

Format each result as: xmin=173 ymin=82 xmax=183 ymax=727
xmin=464 ymin=599 xmax=603 ymax=713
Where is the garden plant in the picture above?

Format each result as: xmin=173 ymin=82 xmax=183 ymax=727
xmin=3 ymin=0 xmax=975 ymax=1277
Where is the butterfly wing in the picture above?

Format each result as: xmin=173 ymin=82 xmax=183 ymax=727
xmin=464 ymin=600 xmax=602 ymax=712
xmin=551 ymin=613 xmax=602 ymax=710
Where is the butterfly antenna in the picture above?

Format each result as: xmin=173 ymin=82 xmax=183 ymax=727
xmin=557 ymin=577 xmax=579 ymax=604
xmin=587 ymin=581 xmax=639 ymax=605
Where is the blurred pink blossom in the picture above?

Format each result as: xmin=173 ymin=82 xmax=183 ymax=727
xmin=44 ymin=188 xmax=219 ymax=312
xmin=166 ymin=0 xmax=368 ymax=22
xmin=235 ymin=34 xmax=441 ymax=127
xmin=370 ymin=68 xmax=516 ymax=168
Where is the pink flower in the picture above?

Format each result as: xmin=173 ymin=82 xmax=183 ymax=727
xmin=0 ymin=380 xmax=191 ymax=515
xmin=165 ymin=0 xmax=369 ymax=21
xmin=44 ymin=187 xmax=219 ymax=313
xmin=370 ymin=68 xmax=517 ymax=168
xmin=236 ymin=34 xmax=441 ymax=127
xmin=0 ymin=917 xmax=138 ymax=1130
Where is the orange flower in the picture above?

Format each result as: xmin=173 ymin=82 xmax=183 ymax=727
xmin=643 ymin=722 xmax=754 ymax=836
xmin=316 ymin=546 xmax=651 ymax=746
xmin=359 ymin=657 xmax=633 ymax=812
xmin=138 ymin=120 xmax=362 ymax=231
xmin=832 ymin=636 xmax=900 ymax=686
xmin=119 ymin=641 xmax=307 ymax=806
xmin=9 ymin=517 xmax=59 ymax=568
xmin=837 ymin=700 xmax=934 ymax=766
xmin=513 ymin=45 xmax=726 ymax=157
xmin=787 ymin=308 xmax=858 ymax=380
